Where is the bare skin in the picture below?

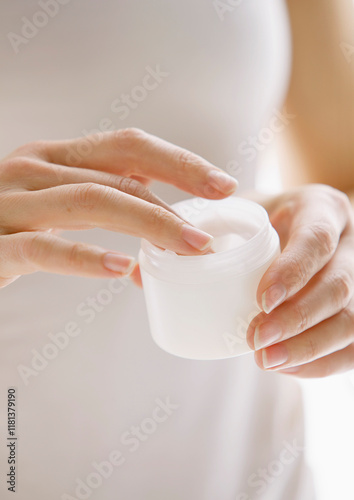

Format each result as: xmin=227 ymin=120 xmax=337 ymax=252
xmin=0 ymin=128 xmax=237 ymax=288
xmin=246 ymin=0 xmax=354 ymax=378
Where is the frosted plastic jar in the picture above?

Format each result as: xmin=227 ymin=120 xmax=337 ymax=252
xmin=139 ymin=197 xmax=280 ymax=360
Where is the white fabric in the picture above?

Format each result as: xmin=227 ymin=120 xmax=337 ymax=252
xmin=0 ymin=1 xmax=316 ymax=498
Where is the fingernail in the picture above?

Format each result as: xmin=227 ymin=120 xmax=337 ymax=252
xmin=182 ymin=224 xmax=214 ymax=251
xmin=207 ymin=170 xmax=238 ymax=195
xmin=103 ymin=253 xmax=136 ymax=274
xmin=262 ymin=344 xmax=288 ymax=369
xmin=262 ymin=284 xmax=287 ymax=314
xmin=254 ymin=322 xmax=282 ymax=350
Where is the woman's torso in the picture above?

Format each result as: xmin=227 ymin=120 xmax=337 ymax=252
xmin=0 ymin=1 xmax=315 ymax=498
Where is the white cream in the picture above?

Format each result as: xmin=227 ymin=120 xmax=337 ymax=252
xmin=196 ymin=213 xmax=254 ymax=252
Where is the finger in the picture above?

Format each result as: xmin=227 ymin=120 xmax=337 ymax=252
xmin=253 ymin=300 xmax=354 ymax=372
xmin=247 ymin=229 xmax=354 ymax=350
xmin=2 ymin=184 xmax=214 ymax=255
xmin=258 ymin=186 xmax=349 ymax=314
xmin=0 ymin=231 xmax=136 ymax=285
xmin=40 ymin=129 xmax=238 ymax=198
xmin=277 ymin=344 xmax=354 ymax=378
xmin=3 ymin=157 xmax=188 ymax=223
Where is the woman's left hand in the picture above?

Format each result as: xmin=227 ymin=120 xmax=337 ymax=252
xmin=247 ymin=184 xmax=354 ymax=377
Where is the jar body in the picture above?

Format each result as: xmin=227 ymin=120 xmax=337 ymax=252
xmin=139 ymin=197 xmax=280 ymax=360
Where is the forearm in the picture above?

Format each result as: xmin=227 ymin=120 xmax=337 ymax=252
xmin=284 ymin=0 xmax=354 ymax=191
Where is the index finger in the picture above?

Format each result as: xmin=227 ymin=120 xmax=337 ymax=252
xmin=37 ymin=128 xmax=238 ymax=199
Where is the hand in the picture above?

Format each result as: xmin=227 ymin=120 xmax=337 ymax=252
xmin=0 ymin=128 xmax=237 ymax=288
xmin=247 ymin=184 xmax=354 ymax=377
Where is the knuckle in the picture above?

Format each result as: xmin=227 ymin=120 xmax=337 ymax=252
xmin=51 ymin=165 xmax=65 ymax=183
xmin=280 ymin=253 xmax=308 ymax=289
xmin=67 ymin=242 xmax=88 ymax=269
xmin=304 ymin=335 xmax=319 ymax=362
xmin=70 ymin=183 xmax=110 ymax=211
xmin=116 ymin=176 xmax=146 ymax=199
xmin=114 ymin=127 xmax=146 ymax=149
xmin=0 ymin=157 xmax=34 ymax=180
xmin=292 ymin=302 xmax=311 ymax=333
xmin=0 ymin=157 xmax=55 ymax=191
xmin=147 ymin=204 xmax=172 ymax=230
xmin=327 ymin=270 xmax=353 ymax=310
xmin=310 ymin=223 xmax=337 ymax=257
xmin=23 ymin=233 xmax=49 ymax=263
xmin=176 ymin=149 xmax=200 ymax=175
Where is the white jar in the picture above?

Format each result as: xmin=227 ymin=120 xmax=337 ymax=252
xmin=139 ymin=196 xmax=280 ymax=360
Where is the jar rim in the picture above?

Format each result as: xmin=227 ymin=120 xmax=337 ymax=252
xmin=139 ymin=197 xmax=279 ymax=283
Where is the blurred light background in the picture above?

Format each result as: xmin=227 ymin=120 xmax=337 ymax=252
xmin=1 ymin=1 xmax=354 ymax=499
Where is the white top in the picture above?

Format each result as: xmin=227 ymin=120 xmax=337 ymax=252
xmin=0 ymin=1 xmax=316 ymax=498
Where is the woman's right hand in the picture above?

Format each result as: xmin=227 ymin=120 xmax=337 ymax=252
xmin=0 ymin=128 xmax=237 ymax=288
